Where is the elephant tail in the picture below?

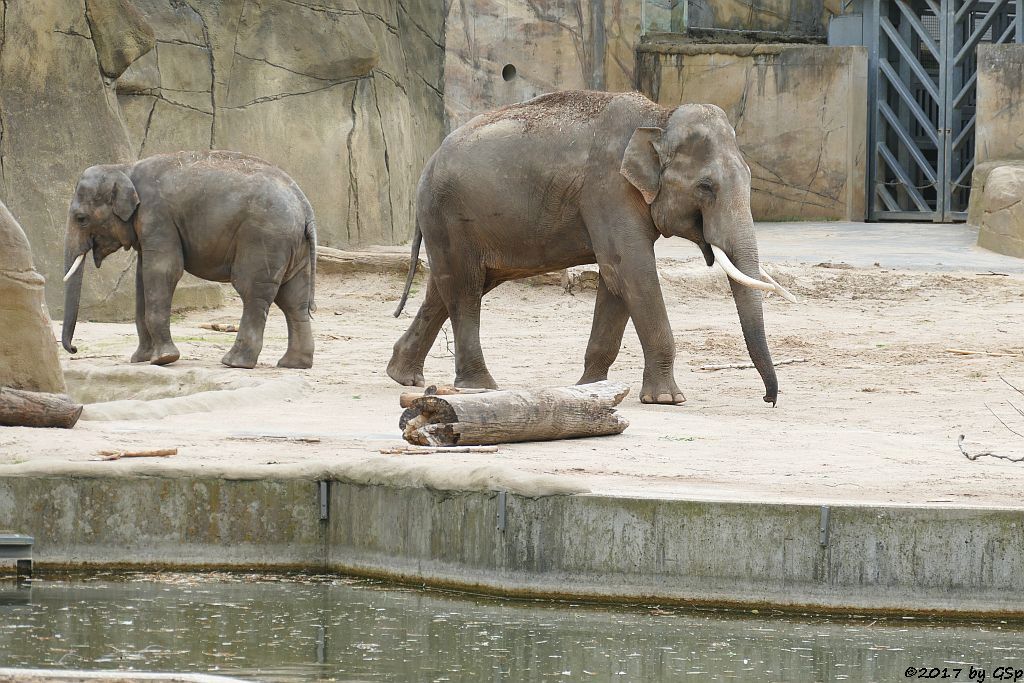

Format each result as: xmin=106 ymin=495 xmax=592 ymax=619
xmin=305 ymin=218 xmax=317 ymax=317
xmin=393 ymin=220 xmax=422 ymax=317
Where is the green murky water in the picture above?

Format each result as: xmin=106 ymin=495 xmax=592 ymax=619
xmin=0 ymin=573 xmax=1023 ymax=682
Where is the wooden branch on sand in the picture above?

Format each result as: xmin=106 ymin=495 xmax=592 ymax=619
xmin=0 ymin=387 xmax=83 ymax=429
xmin=95 ymin=448 xmax=177 ymax=461
xmin=401 ymin=380 xmax=630 ymax=447
xmin=945 ymin=348 xmax=1022 ymax=358
xmin=699 ymin=358 xmax=807 ymax=371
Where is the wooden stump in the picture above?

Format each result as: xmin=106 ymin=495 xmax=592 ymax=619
xmin=0 ymin=387 xmax=83 ymax=428
xmin=401 ymin=380 xmax=630 ymax=446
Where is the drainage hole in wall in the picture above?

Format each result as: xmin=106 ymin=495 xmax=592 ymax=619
xmin=502 ymin=63 xmax=517 ymax=81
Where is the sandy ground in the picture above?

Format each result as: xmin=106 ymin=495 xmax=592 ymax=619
xmin=6 ymin=247 xmax=1024 ymax=508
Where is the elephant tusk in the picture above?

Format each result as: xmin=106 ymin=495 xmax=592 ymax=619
xmin=758 ymin=266 xmax=798 ymax=303
xmin=710 ymin=245 xmax=774 ymax=293
xmin=63 ymin=253 xmax=85 ymax=282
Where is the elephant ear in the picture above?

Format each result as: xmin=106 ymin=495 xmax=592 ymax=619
xmin=620 ymin=126 xmax=665 ymax=205
xmin=110 ymin=170 xmax=140 ymax=222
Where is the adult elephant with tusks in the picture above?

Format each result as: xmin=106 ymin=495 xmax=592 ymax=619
xmin=62 ymin=150 xmax=317 ymax=369
xmin=389 ymin=90 xmax=795 ymax=405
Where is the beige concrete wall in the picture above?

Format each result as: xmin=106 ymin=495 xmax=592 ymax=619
xmin=444 ymin=0 xmax=643 ymax=129
xmin=637 ymin=44 xmax=868 ymax=221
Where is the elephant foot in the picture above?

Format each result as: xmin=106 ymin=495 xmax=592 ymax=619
xmin=386 ymin=354 xmax=425 ymax=387
xmin=454 ymin=370 xmax=499 ymax=390
xmin=150 ymin=343 xmax=180 ymax=366
xmin=221 ymin=347 xmax=258 ymax=369
xmin=577 ymin=369 xmax=610 ymax=385
xmin=640 ymin=378 xmax=686 ymax=405
xmin=131 ymin=346 xmax=154 ymax=363
xmin=277 ymin=351 xmax=313 ymax=369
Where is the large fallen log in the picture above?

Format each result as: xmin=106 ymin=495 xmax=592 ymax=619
xmin=317 ymin=246 xmax=428 ymax=277
xmin=401 ymin=380 xmax=630 ymax=446
xmin=0 ymin=387 xmax=83 ymax=428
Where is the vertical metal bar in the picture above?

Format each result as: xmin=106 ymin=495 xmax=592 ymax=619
xmin=867 ymin=0 xmax=882 ymax=220
xmin=819 ymin=506 xmax=832 ymax=547
xmin=1017 ymin=0 xmax=1023 ymax=41
xmin=319 ymin=480 xmax=329 ymax=521
xmin=940 ymin=0 xmax=954 ymax=221
xmin=496 ymin=490 xmax=507 ymax=532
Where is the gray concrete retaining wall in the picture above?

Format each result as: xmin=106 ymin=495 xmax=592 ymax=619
xmin=2 ymin=475 xmax=1022 ymax=617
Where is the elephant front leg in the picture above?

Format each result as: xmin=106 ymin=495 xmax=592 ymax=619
xmin=130 ymin=252 xmax=154 ymax=363
xmin=141 ymin=251 xmax=184 ymax=366
xmin=222 ymin=281 xmax=277 ymax=369
xmin=598 ymin=248 xmax=685 ymax=405
xmin=579 ymin=274 xmax=630 ymax=384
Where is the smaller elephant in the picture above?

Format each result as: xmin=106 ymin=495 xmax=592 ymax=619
xmin=62 ymin=150 xmax=317 ymax=369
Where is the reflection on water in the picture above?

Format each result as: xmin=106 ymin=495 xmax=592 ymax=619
xmin=0 ymin=573 xmax=1023 ymax=682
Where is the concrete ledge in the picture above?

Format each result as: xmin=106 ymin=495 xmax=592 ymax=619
xmin=3 ymin=475 xmax=1023 ymax=617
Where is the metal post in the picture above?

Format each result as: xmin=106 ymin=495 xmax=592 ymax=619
xmin=867 ymin=0 xmax=881 ymax=219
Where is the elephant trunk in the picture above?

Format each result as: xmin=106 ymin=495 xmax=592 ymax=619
xmin=707 ymin=206 xmax=778 ymax=405
xmin=62 ymin=226 xmax=89 ymax=354
xmin=728 ymin=258 xmax=778 ymax=405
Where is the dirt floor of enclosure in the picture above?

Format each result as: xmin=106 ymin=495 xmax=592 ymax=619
xmin=7 ymin=224 xmax=1024 ymax=508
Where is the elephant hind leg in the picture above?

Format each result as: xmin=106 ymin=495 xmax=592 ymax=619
xmin=222 ymin=278 xmax=279 ymax=369
xmin=274 ymin=269 xmax=314 ymax=369
xmin=387 ymin=276 xmax=448 ymax=387
xmin=432 ymin=263 xmax=497 ymax=390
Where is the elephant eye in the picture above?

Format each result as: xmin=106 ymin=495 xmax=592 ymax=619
xmin=695 ymin=178 xmax=716 ymax=197
xmin=75 ymin=213 xmax=89 ymax=226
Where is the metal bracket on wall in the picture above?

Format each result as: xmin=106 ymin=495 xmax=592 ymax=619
xmin=819 ymin=505 xmax=832 ymax=547
xmin=319 ymin=481 xmax=329 ymax=521
xmin=496 ymin=490 xmax=507 ymax=532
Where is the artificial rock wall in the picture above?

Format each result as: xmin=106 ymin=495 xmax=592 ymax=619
xmin=444 ymin=0 xmax=643 ymax=129
xmin=636 ymin=43 xmax=868 ymax=221
xmin=968 ymin=44 xmax=1024 ymax=256
xmin=3 ymin=0 xmax=444 ymax=321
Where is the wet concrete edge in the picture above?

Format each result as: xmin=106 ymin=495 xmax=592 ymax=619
xmin=1 ymin=475 xmax=1021 ymax=618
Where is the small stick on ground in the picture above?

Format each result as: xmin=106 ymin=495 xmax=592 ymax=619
xmin=379 ymin=445 xmax=500 ymax=454
xmin=945 ymin=348 xmax=1021 ymax=357
xmin=198 ymin=323 xmax=239 ymax=333
xmin=95 ymin=448 xmax=178 ymax=461
xmin=700 ymin=358 xmax=807 ymax=371
xmin=958 ymin=435 xmax=1024 ymax=463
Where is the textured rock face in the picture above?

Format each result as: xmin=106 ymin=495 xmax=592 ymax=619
xmin=119 ymin=0 xmax=445 ymax=249
xmin=0 ymin=0 xmax=151 ymax=322
xmin=444 ymin=0 xmax=642 ymax=129
xmin=0 ymin=202 xmax=65 ymax=394
xmin=84 ymin=0 xmax=157 ymax=77
xmin=636 ymin=44 xmax=868 ymax=221
xmin=0 ymin=0 xmax=444 ymax=323
xmin=687 ymin=0 xmax=841 ymax=36
xmin=976 ymin=45 xmax=1024 ymax=169
xmin=976 ymin=166 xmax=1024 ymax=258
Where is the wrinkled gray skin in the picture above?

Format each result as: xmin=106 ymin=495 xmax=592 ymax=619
xmin=389 ymin=91 xmax=778 ymax=405
xmin=62 ymin=150 xmax=317 ymax=369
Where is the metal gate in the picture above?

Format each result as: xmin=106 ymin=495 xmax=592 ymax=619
xmin=867 ymin=0 xmax=1023 ymax=221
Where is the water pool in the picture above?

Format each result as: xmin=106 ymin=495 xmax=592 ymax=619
xmin=0 ymin=573 xmax=1022 ymax=681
